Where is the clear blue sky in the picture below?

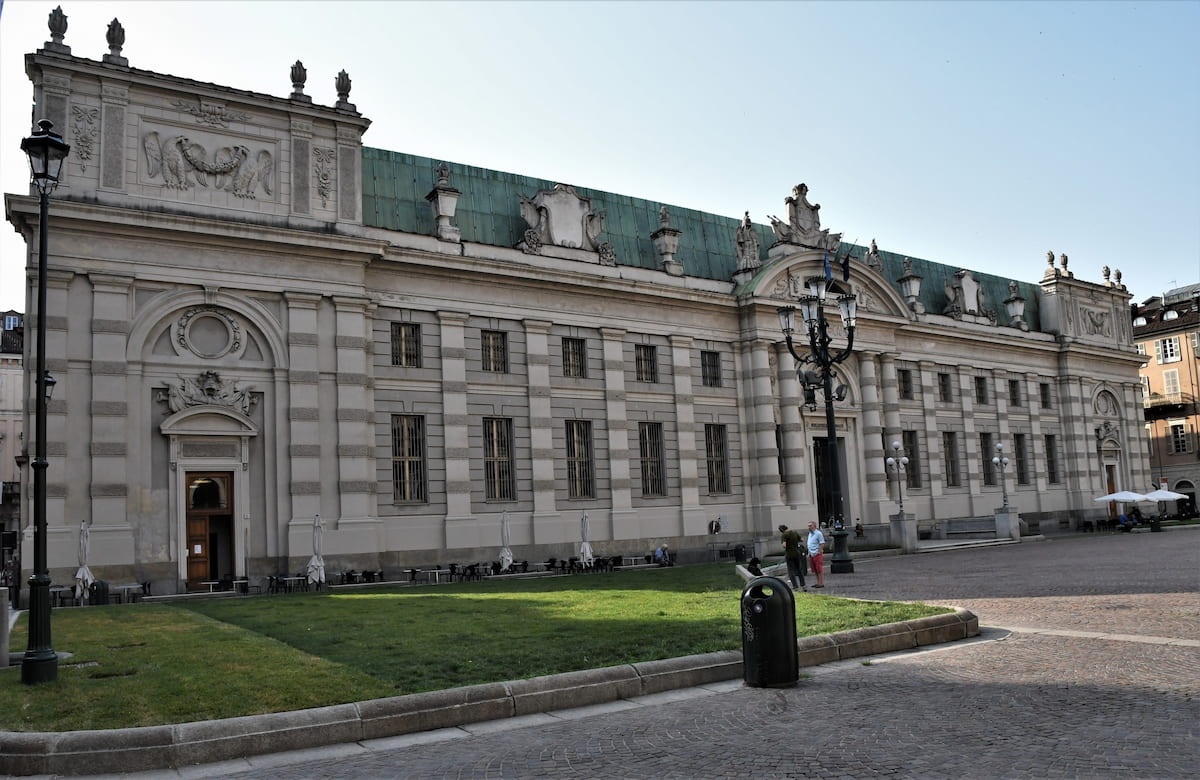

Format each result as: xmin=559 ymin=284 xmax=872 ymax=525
xmin=2 ymin=0 xmax=1198 ymax=312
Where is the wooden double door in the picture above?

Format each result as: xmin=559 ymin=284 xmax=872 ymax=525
xmin=186 ymin=472 xmax=234 ymax=590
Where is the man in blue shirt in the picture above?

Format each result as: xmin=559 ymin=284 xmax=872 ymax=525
xmin=806 ymin=521 xmax=826 ymax=588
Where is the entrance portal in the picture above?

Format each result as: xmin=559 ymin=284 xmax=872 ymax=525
xmin=186 ymin=472 xmax=234 ymax=590
xmin=812 ymin=437 xmax=847 ymax=528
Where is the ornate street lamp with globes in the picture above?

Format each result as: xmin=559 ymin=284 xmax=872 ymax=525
xmin=778 ymin=274 xmax=857 ymax=573
xmin=992 ymin=443 xmax=1010 ymax=510
xmin=886 ymin=441 xmax=909 ymax=517
xmin=19 ymin=119 xmax=70 ymax=685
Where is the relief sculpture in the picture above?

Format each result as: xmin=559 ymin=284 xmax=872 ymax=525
xmin=143 ymin=131 xmax=273 ymax=199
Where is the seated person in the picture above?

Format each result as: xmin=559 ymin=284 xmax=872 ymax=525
xmin=746 ymin=557 xmax=763 ymax=577
xmin=653 ymin=543 xmax=672 ymax=566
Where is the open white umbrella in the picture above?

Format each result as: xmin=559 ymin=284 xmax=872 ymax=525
xmin=499 ymin=511 xmax=513 ymax=572
xmin=306 ymin=514 xmax=325 ymax=586
xmin=579 ymin=511 xmax=594 ymax=567
xmin=74 ymin=518 xmax=96 ymax=602
xmin=1143 ymin=489 xmax=1187 ymax=502
xmin=1094 ymin=491 xmax=1148 ymax=503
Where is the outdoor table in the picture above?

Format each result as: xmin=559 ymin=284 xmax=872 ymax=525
xmin=528 ymin=561 xmax=549 ymax=571
xmin=280 ymin=576 xmax=307 ymax=592
xmin=113 ymin=583 xmax=144 ymax=603
xmin=50 ymin=586 xmax=74 ymax=607
xmin=423 ymin=569 xmax=446 ymax=584
xmin=201 ymin=580 xmax=221 ymax=593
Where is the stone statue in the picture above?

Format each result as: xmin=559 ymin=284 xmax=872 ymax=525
xmin=735 ymin=211 xmax=760 ymax=271
xmin=1046 ymin=250 xmax=1055 ymax=268
xmin=767 ymin=183 xmax=841 ymax=251
xmin=659 ymin=205 xmax=671 ymax=229
xmin=1059 ymin=253 xmax=1069 ymax=274
xmin=862 ymin=238 xmax=882 ymax=270
xmin=1102 ymin=265 xmax=1111 ymax=281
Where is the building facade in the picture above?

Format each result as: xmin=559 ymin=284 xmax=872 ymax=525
xmin=4 ymin=14 xmax=1149 ymax=594
xmin=1133 ymin=284 xmax=1200 ymax=515
xmin=1 ymin=311 xmax=23 ymax=562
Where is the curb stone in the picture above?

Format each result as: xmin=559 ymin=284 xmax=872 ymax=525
xmin=0 ymin=609 xmax=977 ymax=776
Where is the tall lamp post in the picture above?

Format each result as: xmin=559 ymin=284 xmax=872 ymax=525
xmin=20 ymin=119 xmax=70 ymax=685
xmin=778 ymin=275 xmax=857 ymax=574
xmin=885 ymin=441 xmax=909 ymax=517
xmin=992 ymin=443 xmax=1010 ymax=510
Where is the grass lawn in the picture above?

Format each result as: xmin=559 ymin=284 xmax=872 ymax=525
xmin=2 ymin=564 xmax=949 ymax=732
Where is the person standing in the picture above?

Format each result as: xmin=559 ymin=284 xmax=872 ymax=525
xmin=778 ymin=525 xmax=806 ymax=591
xmin=806 ymin=521 xmax=826 ymax=588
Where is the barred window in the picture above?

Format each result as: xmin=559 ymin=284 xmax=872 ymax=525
xmin=483 ymin=417 xmax=515 ymax=500
xmin=902 ymin=430 xmax=921 ymax=488
xmin=1040 ymin=382 xmax=1053 ymax=409
xmin=704 ymin=424 xmax=730 ymax=494
xmin=1045 ymin=434 xmax=1060 ymax=484
xmin=635 ymin=344 xmax=658 ymax=383
xmin=1014 ymin=433 xmax=1029 ymax=485
xmin=899 ymin=369 xmax=914 ymax=400
xmin=974 ymin=376 xmax=989 ymax=405
xmin=390 ymin=322 xmax=421 ymax=367
xmin=562 ymin=337 xmax=587 ymax=378
xmin=1008 ymin=379 xmax=1022 ymax=407
xmin=938 ymin=373 xmax=953 ymax=403
xmin=481 ymin=330 xmax=508 ymax=373
xmin=565 ymin=420 xmax=595 ymax=498
xmin=638 ymin=421 xmax=666 ymax=496
xmin=980 ymin=432 xmax=996 ymax=486
xmin=701 ymin=350 xmax=722 ymax=387
xmin=391 ymin=415 xmax=427 ymax=502
xmin=942 ymin=431 xmax=961 ymax=487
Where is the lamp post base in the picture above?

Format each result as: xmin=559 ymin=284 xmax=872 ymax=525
xmin=829 ymin=527 xmax=854 ymax=573
xmin=20 ymin=576 xmax=57 ymax=684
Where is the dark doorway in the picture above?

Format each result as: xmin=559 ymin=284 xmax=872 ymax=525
xmin=186 ymin=472 xmax=233 ymax=590
xmin=812 ymin=437 xmax=847 ymax=528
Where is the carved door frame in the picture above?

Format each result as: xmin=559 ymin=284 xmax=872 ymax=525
xmin=161 ymin=406 xmax=258 ymax=589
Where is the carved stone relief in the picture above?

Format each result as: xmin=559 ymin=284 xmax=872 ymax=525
xmin=171 ymin=100 xmax=250 ymax=128
xmin=1080 ymin=307 xmax=1112 ymax=337
xmin=71 ymin=105 xmax=98 ymax=173
xmin=518 ymin=184 xmax=613 ymax=261
xmin=767 ymin=183 xmax=842 ymax=251
xmin=172 ymin=306 xmax=243 ymax=359
xmin=313 ymin=147 xmax=335 ymax=207
xmin=1093 ymin=389 xmax=1121 ymax=417
xmin=143 ymin=129 xmax=274 ymax=199
xmin=157 ymin=370 xmax=257 ymax=415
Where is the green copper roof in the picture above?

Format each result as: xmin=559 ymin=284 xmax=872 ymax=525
xmin=362 ymin=147 xmax=1041 ymax=331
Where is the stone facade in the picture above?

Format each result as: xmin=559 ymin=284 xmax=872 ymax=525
xmin=3 ymin=15 xmax=1149 ymax=594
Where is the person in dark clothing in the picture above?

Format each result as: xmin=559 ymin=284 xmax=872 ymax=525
xmin=778 ymin=524 xmax=807 ymax=591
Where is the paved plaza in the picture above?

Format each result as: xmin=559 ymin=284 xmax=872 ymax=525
xmin=105 ymin=529 xmax=1197 ymax=779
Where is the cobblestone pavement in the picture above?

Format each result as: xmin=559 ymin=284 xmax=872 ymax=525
xmin=127 ymin=529 xmax=1199 ymax=779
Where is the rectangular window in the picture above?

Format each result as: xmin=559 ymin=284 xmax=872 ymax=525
xmin=638 ymin=422 xmax=666 ymax=496
xmin=481 ymin=330 xmax=508 ymax=373
xmin=1013 ymin=433 xmax=1029 ymax=485
xmin=1008 ymin=379 xmax=1022 ymax=407
xmin=980 ymin=432 xmax=996 ymax=486
xmin=1163 ymin=369 xmax=1181 ymax=397
xmin=938 ymin=373 xmax=953 ymax=403
xmin=1039 ymin=382 xmax=1053 ymax=409
xmin=635 ymin=344 xmax=658 ymax=383
xmin=1044 ymin=434 xmax=1060 ymax=484
xmin=704 ymin=424 xmax=730 ymax=494
xmin=3 ymin=315 xmax=18 ymax=330
xmin=565 ymin=420 xmax=594 ymax=498
xmin=1141 ymin=375 xmax=1150 ymax=399
xmin=1154 ymin=336 xmax=1181 ymax=364
xmin=483 ymin=417 xmax=515 ymax=500
xmin=1191 ymin=332 xmax=1199 ymax=352
xmin=942 ymin=431 xmax=961 ymax=487
xmin=390 ymin=415 xmax=427 ymax=503
xmin=1170 ymin=423 xmax=1190 ymax=454
xmin=1135 ymin=342 xmax=1146 ymax=356
xmin=902 ymin=430 xmax=921 ymax=488
xmin=898 ymin=369 xmax=914 ymax=400
xmin=974 ymin=376 xmax=989 ymax=405
xmin=562 ymin=337 xmax=587 ymax=378
xmin=390 ymin=322 xmax=422 ymax=367
xmin=701 ymin=351 xmax=722 ymax=388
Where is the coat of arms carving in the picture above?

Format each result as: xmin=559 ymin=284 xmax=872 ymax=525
xmin=143 ymin=130 xmax=273 ymax=199
xmin=518 ymin=184 xmax=615 ymax=264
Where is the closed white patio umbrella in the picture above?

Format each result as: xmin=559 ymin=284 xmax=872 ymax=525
xmin=579 ymin=511 xmax=594 ymax=567
xmin=306 ymin=514 xmax=325 ymax=586
xmin=499 ymin=511 xmax=513 ymax=572
xmin=74 ymin=518 xmax=96 ymax=602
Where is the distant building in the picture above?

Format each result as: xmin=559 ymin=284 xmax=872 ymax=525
xmin=3 ymin=12 xmax=1149 ymax=594
xmin=1133 ymin=284 xmax=1200 ymax=515
xmin=1 ymin=311 xmax=23 ymax=564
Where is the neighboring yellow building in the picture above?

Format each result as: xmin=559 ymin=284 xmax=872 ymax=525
xmin=1134 ymin=284 xmax=1200 ymax=516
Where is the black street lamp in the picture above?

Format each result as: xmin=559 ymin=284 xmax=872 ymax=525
xmin=991 ymin=443 xmax=1010 ymax=510
xmin=20 ymin=119 xmax=70 ymax=685
xmin=886 ymin=440 xmax=909 ymax=517
xmin=778 ymin=274 xmax=857 ymax=574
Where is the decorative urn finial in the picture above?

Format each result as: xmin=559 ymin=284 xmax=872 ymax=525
xmin=103 ymin=18 xmax=128 ymax=65
xmin=290 ymin=60 xmax=309 ymax=100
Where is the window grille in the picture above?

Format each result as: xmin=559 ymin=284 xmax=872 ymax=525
xmin=481 ymin=330 xmax=508 ymax=373
xmin=390 ymin=322 xmax=421 ymax=367
xmin=391 ymin=415 xmax=427 ymax=502
xmin=701 ymin=351 xmax=722 ymax=387
xmin=705 ymin=424 xmax=730 ymax=494
xmin=562 ymin=337 xmax=587 ymax=378
xmin=635 ymin=344 xmax=658 ymax=383
xmin=565 ymin=420 xmax=595 ymax=498
xmin=638 ymin=422 xmax=666 ymax=496
xmin=483 ymin=417 xmax=515 ymax=500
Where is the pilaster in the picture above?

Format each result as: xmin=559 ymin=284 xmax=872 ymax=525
xmin=670 ymin=334 xmax=704 ymax=535
xmin=601 ymin=328 xmax=636 ymax=538
xmin=524 ymin=319 xmax=559 ymax=539
xmin=776 ymin=342 xmax=806 ymax=507
xmin=284 ymin=292 xmax=322 ymax=527
xmin=438 ymin=311 xmax=473 ymax=544
xmin=332 ymin=296 xmax=375 ymax=526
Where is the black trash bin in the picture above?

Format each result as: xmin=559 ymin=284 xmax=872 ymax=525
xmin=88 ymin=580 xmax=109 ymax=606
xmin=734 ymin=544 xmax=747 ymax=563
xmin=1150 ymin=517 xmax=1162 ymax=532
xmin=740 ymin=576 xmax=799 ymax=687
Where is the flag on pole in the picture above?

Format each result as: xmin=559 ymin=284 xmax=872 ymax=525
xmin=841 ymin=252 xmax=851 ymax=281
xmin=823 ymin=252 xmax=832 ymax=281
